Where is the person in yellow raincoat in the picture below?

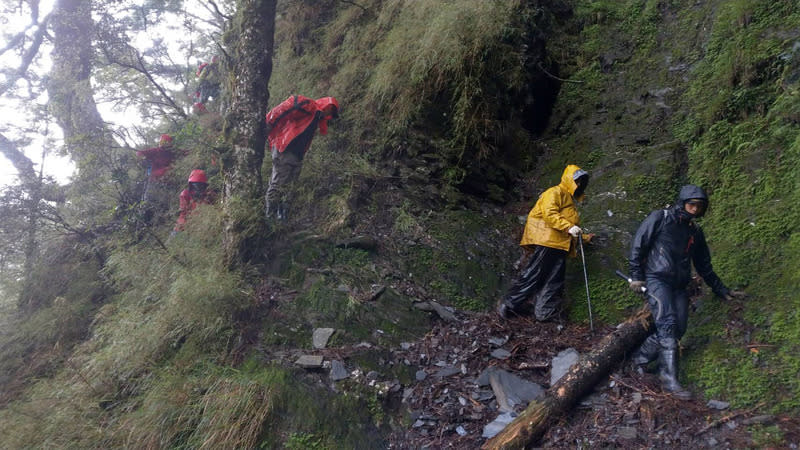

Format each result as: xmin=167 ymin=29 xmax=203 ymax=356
xmin=497 ymin=164 xmax=593 ymax=322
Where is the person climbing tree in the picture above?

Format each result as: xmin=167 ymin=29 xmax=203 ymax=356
xmin=264 ymin=94 xmax=339 ymax=220
xmin=193 ymin=55 xmax=221 ymax=112
xmin=136 ymin=134 xmax=176 ymax=221
xmin=497 ymin=164 xmax=593 ymax=322
xmin=137 ymin=134 xmax=175 ymax=185
xmin=626 ymin=184 xmax=745 ymax=400
xmin=173 ymin=169 xmax=217 ymax=232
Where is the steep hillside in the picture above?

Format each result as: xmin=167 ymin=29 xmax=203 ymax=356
xmin=0 ymin=0 xmax=798 ymax=448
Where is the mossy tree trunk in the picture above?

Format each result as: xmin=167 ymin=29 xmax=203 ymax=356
xmin=35 ymin=0 xmax=111 ymax=311
xmin=483 ymin=308 xmax=654 ymax=449
xmin=47 ymin=0 xmax=112 ymax=160
xmin=221 ymin=0 xmax=277 ymax=267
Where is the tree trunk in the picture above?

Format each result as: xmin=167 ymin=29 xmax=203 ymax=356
xmin=19 ymin=150 xmax=46 ymax=312
xmin=47 ymin=0 xmax=110 ymax=159
xmin=221 ymin=0 xmax=277 ymax=267
xmin=483 ymin=308 xmax=654 ymax=449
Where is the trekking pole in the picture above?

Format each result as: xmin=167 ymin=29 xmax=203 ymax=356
xmin=577 ymin=233 xmax=594 ymax=332
xmin=614 ymin=270 xmax=647 ymax=293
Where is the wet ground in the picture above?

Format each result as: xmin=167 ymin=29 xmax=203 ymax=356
xmin=386 ymin=310 xmax=800 ymax=449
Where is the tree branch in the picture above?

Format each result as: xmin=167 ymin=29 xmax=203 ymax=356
xmin=95 ymin=30 xmax=187 ymax=119
xmin=205 ymin=0 xmax=233 ymax=21
xmin=0 ymin=14 xmax=50 ymax=96
xmin=0 ymin=132 xmax=36 ymax=180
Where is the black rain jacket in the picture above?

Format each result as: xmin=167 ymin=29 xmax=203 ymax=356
xmin=629 ymin=185 xmax=729 ymax=297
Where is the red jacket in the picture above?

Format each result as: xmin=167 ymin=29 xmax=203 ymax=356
xmin=136 ymin=146 xmax=174 ymax=180
xmin=174 ymin=189 xmax=216 ymax=231
xmin=266 ymin=95 xmax=338 ymax=153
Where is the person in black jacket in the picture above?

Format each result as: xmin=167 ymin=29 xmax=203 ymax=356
xmin=627 ymin=184 xmax=744 ymax=399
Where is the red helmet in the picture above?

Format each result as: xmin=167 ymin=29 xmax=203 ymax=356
xmin=159 ymin=134 xmax=173 ymax=146
xmin=188 ymin=169 xmax=208 ymax=184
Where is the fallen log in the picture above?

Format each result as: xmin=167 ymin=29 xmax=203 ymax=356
xmin=483 ymin=308 xmax=654 ymax=449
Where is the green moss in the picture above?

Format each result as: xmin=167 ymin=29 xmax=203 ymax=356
xmin=750 ymin=425 xmax=786 ymax=448
xmin=284 ymin=432 xmax=327 ymax=450
xmin=548 ymin=0 xmax=800 ymax=413
xmin=394 ymin=209 xmax=516 ymax=312
xmin=567 ymin=275 xmax=642 ymax=325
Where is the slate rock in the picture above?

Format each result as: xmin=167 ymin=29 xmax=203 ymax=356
xmin=476 ymin=368 xmax=492 ymax=386
xmin=707 ymin=399 xmax=730 ymax=410
xmin=295 ymin=355 xmax=324 ymax=369
xmin=551 ymin=348 xmax=580 ymax=385
xmin=482 ymin=412 xmax=516 ymax=439
xmin=429 ymin=300 xmax=457 ymax=323
xmin=416 ymin=370 xmax=428 ymax=381
xmin=312 ymin=327 xmax=335 ymax=349
xmin=488 ymin=336 xmax=508 ymax=347
xmin=490 ymin=348 xmax=512 ymax=360
xmin=435 ymin=366 xmax=461 ymax=378
xmin=487 ymin=367 xmax=545 ymax=413
xmin=330 ymin=360 xmax=349 ymax=381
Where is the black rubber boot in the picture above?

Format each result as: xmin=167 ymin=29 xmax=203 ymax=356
xmin=496 ymin=302 xmax=514 ymax=320
xmin=629 ymin=335 xmax=660 ymax=374
xmin=658 ymin=339 xmax=691 ymax=400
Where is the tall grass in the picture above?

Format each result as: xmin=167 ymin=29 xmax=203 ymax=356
xmin=271 ymin=0 xmax=533 ymax=162
xmin=0 ymin=205 xmax=256 ymax=447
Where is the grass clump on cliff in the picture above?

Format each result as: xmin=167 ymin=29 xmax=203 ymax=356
xmin=271 ymin=0 xmax=543 ymax=165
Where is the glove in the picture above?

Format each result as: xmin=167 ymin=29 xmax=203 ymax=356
xmin=724 ymin=290 xmax=746 ymax=301
xmin=629 ymin=280 xmax=646 ymax=293
xmin=568 ymin=225 xmax=582 ymax=237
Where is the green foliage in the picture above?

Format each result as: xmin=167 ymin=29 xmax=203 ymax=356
xmin=551 ymin=0 xmax=800 ymax=414
xmin=118 ymin=364 xmax=277 ymax=449
xmin=284 ymin=432 xmax=326 ymax=450
xmin=393 ymin=209 xmax=516 ymax=312
xmin=270 ymin=0 xmax=542 ymax=166
xmin=0 ymin=205 xmax=253 ymax=448
xmin=676 ymin=0 xmax=800 ymax=413
xmin=686 ymin=340 xmax=773 ymax=408
xmin=567 ymin=275 xmax=642 ymax=325
xmin=750 ymin=425 xmax=786 ymax=447
xmin=369 ymin=0 xmax=526 ymax=157
xmin=6 ymin=3 xmax=800 ymax=449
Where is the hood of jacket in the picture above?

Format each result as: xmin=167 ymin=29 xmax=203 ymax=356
xmin=675 ymin=184 xmax=708 ymax=218
xmin=558 ymin=164 xmax=589 ymax=202
xmin=315 ymin=97 xmax=338 ymax=135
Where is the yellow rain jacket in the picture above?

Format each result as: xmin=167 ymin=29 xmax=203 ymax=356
xmin=520 ymin=164 xmax=588 ymax=254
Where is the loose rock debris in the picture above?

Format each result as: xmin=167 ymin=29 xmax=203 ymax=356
xmin=259 ymin=276 xmax=797 ymax=448
xmin=384 ymin=311 xmax=793 ymax=449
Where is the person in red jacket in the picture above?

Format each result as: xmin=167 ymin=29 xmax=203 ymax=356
xmin=135 ymin=134 xmax=176 ymax=224
xmin=137 ymin=134 xmax=175 ymax=185
xmin=173 ymin=169 xmax=217 ymax=232
xmin=264 ymin=95 xmax=339 ymax=220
